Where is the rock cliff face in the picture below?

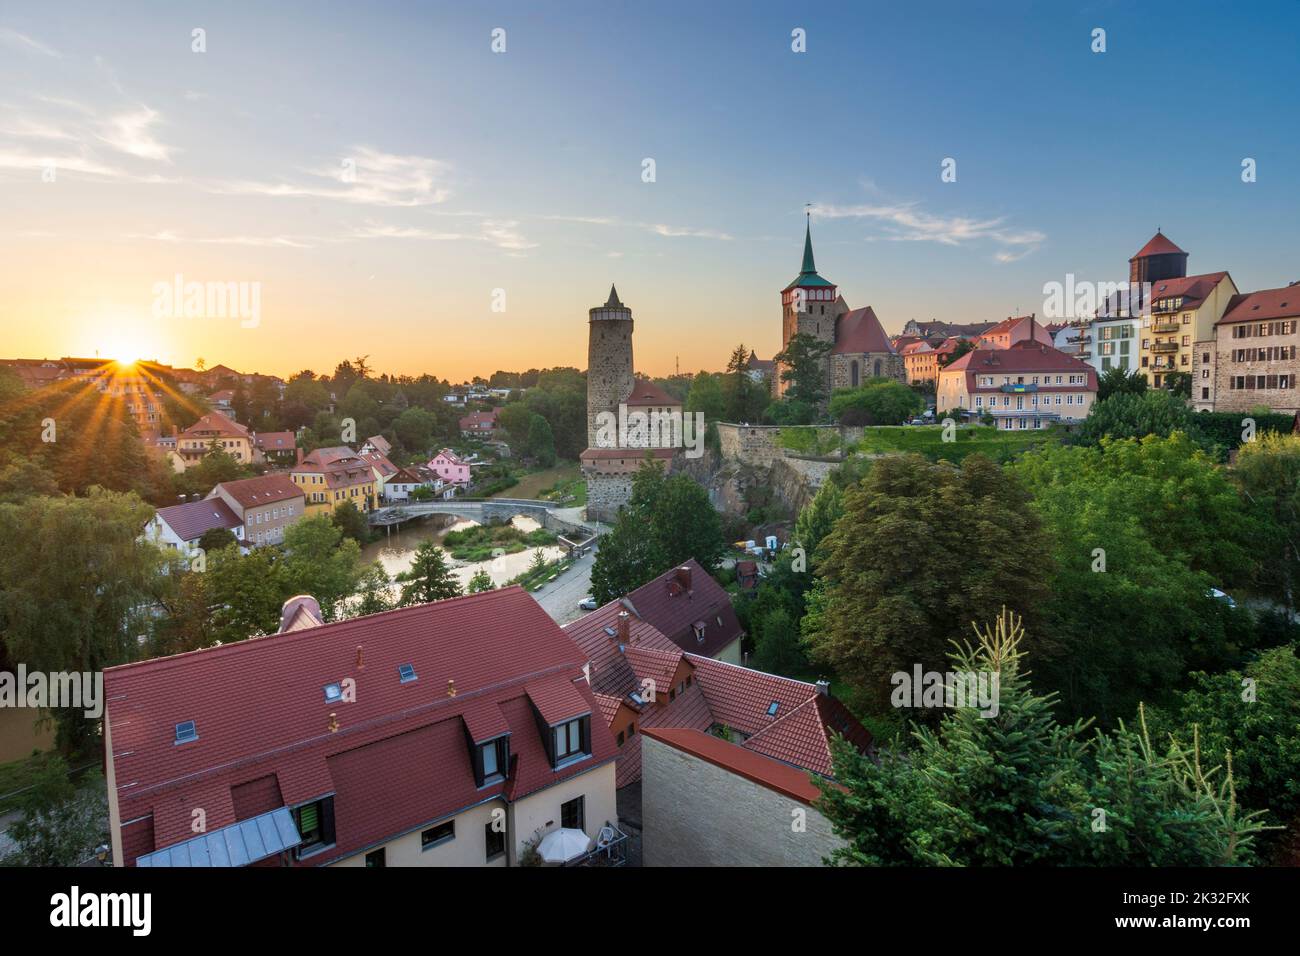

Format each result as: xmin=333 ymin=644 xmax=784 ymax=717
xmin=708 ymin=424 xmax=849 ymax=521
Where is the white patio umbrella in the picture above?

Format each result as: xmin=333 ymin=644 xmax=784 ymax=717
xmin=537 ymin=828 xmax=593 ymax=863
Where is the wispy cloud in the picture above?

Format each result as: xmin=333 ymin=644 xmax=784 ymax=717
xmin=812 ymin=200 xmax=1044 ymax=262
xmin=97 ymin=107 xmax=174 ymax=162
xmin=480 ymin=219 xmax=536 ymax=250
xmin=125 ymin=230 xmax=316 ymax=248
xmin=215 ymin=146 xmax=451 ymax=208
xmin=0 ymin=28 xmax=60 ymax=58
xmin=649 ymin=223 xmax=733 ymax=240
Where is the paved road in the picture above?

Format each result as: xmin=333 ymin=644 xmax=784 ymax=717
xmin=534 ymin=541 xmax=599 ymax=626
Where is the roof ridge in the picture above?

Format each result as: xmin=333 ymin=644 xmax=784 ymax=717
xmin=105 ymin=586 xmax=531 ymax=676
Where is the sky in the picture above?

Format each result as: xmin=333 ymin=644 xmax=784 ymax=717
xmin=1 ymin=0 xmax=1298 ymax=382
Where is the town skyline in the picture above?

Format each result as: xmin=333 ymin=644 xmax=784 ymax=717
xmin=4 ymin=1 xmax=1299 ymax=380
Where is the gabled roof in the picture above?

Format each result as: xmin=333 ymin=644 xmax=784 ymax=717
xmin=181 ymin=411 xmax=249 ymax=440
xmin=1218 ymin=285 xmax=1300 ymax=326
xmin=253 ymin=431 xmax=295 ymax=451
xmin=833 ymin=306 xmax=894 ymax=355
xmin=944 ymin=340 xmax=1095 ymax=375
xmin=212 ymin=474 xmax=304 ymax=510
xmin=563 ymin=571 xmax=872 ymax=786
xmin=625 ymin=560 xmax=743 ymax=658
xmin=104 ymin=587 xmax=617 ymax=866
xmin=1131 ymin=230 xmax=1187 ymax=260
xmin=362 ymin=435 xmax=392 ymax=455
xmin=153 ymin=498 xmax=241 ymax=543
xmin=623 ymin=378 xmax=681 ymax=407
xmin=741 ymin=693 xmax=873 ymax=777
xmin=1148 ymin=272 xmax=1231 ymax=309
xmin=624 ymin=645 xmax=689 ymax=695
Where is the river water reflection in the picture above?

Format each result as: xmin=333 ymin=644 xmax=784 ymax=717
xmin=359 ymin=514 xmax=566 ymax=590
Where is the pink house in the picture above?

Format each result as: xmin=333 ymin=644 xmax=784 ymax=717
xmin=428 ymin=448 xmax=471 ymax=487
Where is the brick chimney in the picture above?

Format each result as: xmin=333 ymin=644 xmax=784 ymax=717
xmin=295 ymin=446 xmax=304 ymax=465
xmin=617 ymin=611 xmax=630 ymax=643
xmin=675 ymin=565 xmax=692 ymax=590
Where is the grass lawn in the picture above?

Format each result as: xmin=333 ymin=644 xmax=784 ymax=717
xmin=497 ymin=461 xmax=585 ymax=504
xmin=852 ymin=424 xmax=1060 ymax=463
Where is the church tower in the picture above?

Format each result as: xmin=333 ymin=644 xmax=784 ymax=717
xmin=777 ymin=216 xmax=842 ymax=397
xmin=586 ymin=285 xmax=635 ymax=448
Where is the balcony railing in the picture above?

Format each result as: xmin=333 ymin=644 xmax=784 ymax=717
xmin=1153 ymin=322 xmax=1181 ymax=334
xmin=1150 ymin=341 xmax=1179 ymax=353
xmin=998 ymin=383 xmax=1039 ymax=393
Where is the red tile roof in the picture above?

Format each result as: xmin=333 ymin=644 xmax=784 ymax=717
xmin=362 ymin=435 xmax=392 ymax=455
xmin=212 ymin=474 xmax=303 ymax=511
xmin=945 ymin=340 xmax=1096 ymax=378
xmin=624 ymin=560 xmax=742 ymax=659
xmin=563 ymin=571 xmax=871 ymax=787
xmin=1218 ymin=285 xmax=1300 ymax=326
xmin=459 ymin=410 xmax=499 ymax=430
xmin=833 ymin=306 xmax=894 ymax=355
xmin=153 ymin=498 xmax=241 ymax=542
xmin=181 ymin=411 xmax=248 ymax=440
xmin=741 ymin=693 xmax=873 ymax=777
xmin=623 ymin=378 xmax=681 ymax=407
xmin=1131 ymin=230 xmax=1186 ymax=259
xmin=253 ymin=431 xmax=296 ymax=452
xmin=624 ymin=645 xmax=689 ymax=696
xmin=1148 ymin=272 xmax=1231 ymax=309
xmin=641 ymin=727 xmax=829 ymax=805
xmin=104 ymin=587 xmax=617 ymax=866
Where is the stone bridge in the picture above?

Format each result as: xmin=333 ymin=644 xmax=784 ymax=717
xmin=369 ymin=497 xmax=585 ymax=535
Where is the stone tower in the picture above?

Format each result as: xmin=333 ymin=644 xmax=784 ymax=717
xmin=586 ymin=285 xmax=635 ymax=448
xmin=776 ymin=216 xmax=843 ymax=397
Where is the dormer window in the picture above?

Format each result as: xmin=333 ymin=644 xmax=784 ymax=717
xmin=474 ymin=735 xmax=509 ymax=787
xmin=693 ymin=622 xmax=705 ymax=643
xmin=552 ymin=716 xmax=591 ymax=767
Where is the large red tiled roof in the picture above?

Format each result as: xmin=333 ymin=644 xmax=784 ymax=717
xmin=563 ymin=574 xmax=872 ymax=787
xmin=741 ymin=693 xmax=873 ymax=777
xmin=1218 ymin=285 xmax=1300 ymax=326
xmin=833 ymin=306 xmax=894 ymax=356
xmin=1148 ymin=272 xmax=1230 ymax=308
xmin=212 ymin=474 xmax=303 ymax=510
xmin=104 ymin=587 xmax=617 ymax=866
xmin=624 ymin=560 xmax=742 ymax=659
xmin=642 ymin=727 xmax=830 ymax=805
xmin=153 ymin=498 xmax=242 ymax=543
xmin=1131 ymin=230 xmax=1186 ymax=260
xmin=181 ymin=411 xmax=248 ymax=440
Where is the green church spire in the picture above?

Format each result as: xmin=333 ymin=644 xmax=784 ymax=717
xmin=801 ymin=212 xmax=816 ymax=274
xmin=782 ymin=211 xmax=835 ymax=292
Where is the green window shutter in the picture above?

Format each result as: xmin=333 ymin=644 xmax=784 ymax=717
xmin=298 ymin=803 xmax=319 ymax=834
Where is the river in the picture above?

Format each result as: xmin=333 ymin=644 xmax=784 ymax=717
xmin=360 ymin=514 xmax=567 ymax=591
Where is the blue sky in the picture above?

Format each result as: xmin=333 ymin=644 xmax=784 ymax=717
xmin=1 ymin=0 xmax=1297 ymax=378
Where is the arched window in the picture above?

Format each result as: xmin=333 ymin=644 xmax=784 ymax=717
xmin=850 ymin=361 xmax=860 ymax=388
xmin=874 ymin=359 xmax=883 ymax=377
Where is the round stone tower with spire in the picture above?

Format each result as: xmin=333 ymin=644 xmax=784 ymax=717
xmin=586 ymin=284 xmax=635 ymax=448
xmin=777 ymin=215 xmax=844 ymax=398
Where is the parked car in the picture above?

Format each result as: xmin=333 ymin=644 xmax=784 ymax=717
xmin=578 ymin=596 xmax=598 ymax=611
